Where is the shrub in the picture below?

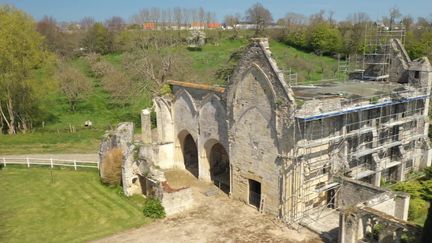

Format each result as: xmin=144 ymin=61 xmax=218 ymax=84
xmin=408 ymin=197 xmax=428 ymax=221
xmin=424 ymin=167 xmax=432 ymax=180
xmin=91 ymin=61 xmax=115 ymax=78
xmin=143 ymin=198 xmax=165 ymax=219
xmin=101 ymin=70 xmax=135 ymax=105
xmin=100 ymin=148 xmax=123 ymax=186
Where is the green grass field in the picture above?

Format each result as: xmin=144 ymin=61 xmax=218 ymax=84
xmin=0 ymin=166 xmax=149 ymax=243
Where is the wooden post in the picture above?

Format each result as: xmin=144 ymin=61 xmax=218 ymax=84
xmin=73 ymin=160 xmax=77 ymax=170
xmin=2 ymin=158 xmax=6 ymax=167
xmin=50 ymin=158 xmax=53 ymax=168
xmin=26 ymin=158 xmax=30 ymax=167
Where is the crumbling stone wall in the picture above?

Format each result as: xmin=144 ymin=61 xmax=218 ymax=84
xmin=99 ymin=122 xmax=139 ymax=195
xmin=226 ymin=39 xmax=295 ymax=215
xmin=389 ymin=38 xmax=411 ymax=83
xmin=197 ymin=94 xmax=228 ymax=181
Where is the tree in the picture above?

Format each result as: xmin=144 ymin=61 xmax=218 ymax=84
xmin=80 ymin=16 xmax=95 ymax=31
xmin=82 ymin=23 xmax=110 ymax=54
xmin=187 ymin=30 xmax=206 ymax=50
xmin=309 ymin=22 xmax=343 ymax=55
xmin=245 ymin=3 xmax=273 ymax=36
xmin=101 ymin=69 xmax=136 ymax=105
xmin=0 ymin=6 xmax=46 ymax=134
xmin=224 ymin=14 xmax=241 ymax=39
xmin=388 ymin=7 xmax=402 ymax=30
xmin=281 ymin=12 xmax=307 ymax=28
xmin=123 ymin=48 xmax=191 ymax=95
xmin=56 ymin=64 xmax=92 ymax=112
xmin=105 ymin=16 xmax=125 ymax=32
xmin=36 ymin=16 xmax=61 ymax=52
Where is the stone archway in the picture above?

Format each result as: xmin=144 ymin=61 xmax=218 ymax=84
xmin=181 ymin=133 xmax=199 ymax=178
xmin=208 ymin=143 xmax=230 ymax=194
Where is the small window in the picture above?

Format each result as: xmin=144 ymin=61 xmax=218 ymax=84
xmin=414 ymin=71 xmax=420 ymax=79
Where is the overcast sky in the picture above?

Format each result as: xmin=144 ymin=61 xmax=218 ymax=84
xmin=1 ymin=0 xmax=431 ymax=22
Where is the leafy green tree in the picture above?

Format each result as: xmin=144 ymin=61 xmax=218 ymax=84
xmin=284 ymin=28 xmax=308 ymax=50
xmin=82 ymin=23 xmax=110 ymax=54
xmin=0 ymin=5 xmax=46 ymax=134
xmin=406 ymin=31 xmax=432 ymax=61
xmin=309 ymin=23 xmax=343 ymax=55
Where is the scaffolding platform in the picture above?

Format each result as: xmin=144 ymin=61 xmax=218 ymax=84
xmin=352 ymin=141 xmax=402 ymax=158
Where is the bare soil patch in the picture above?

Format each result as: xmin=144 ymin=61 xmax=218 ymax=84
xmin=93 ymin=170 xmax=322 ymax=243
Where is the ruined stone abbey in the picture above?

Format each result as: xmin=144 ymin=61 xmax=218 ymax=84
xmin=100 ymin=35 xmax=432 ymax=242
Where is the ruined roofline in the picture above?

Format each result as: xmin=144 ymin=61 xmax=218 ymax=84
xmin=167 ymin=80 xmax=225 ymax=93
xmin=251 ymin=38 xmax=296 ymax=103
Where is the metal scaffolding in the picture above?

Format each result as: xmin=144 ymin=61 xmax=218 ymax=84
xmin=284 ymin=90 xmax=429 ymax=226
xmin=361 ymin=24 xmax=406 ymax=81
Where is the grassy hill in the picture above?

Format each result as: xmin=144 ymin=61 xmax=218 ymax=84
xmin=0 ymin=167 xmax=149 ymax=242
xmin=0 ymin=39 xmax=340 ymax=155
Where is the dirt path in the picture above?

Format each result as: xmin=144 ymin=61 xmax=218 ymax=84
xmin=93 ymin=170 xmax=323 ymax=243
xmin=0 ymin=153 xmax=98 ymax=161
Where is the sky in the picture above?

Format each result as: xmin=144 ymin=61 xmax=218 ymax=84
xmin=1 ymin=0 xmax=431 ymax=23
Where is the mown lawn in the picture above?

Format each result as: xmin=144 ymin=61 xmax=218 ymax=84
xmin=0 ymin=167 xmax=149 ymax=243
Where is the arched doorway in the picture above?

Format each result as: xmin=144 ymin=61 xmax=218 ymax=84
xmin=209 ymin=143 xmax=230 ymax=194
xmin=182 ymin=134 xmax=199 ymax=178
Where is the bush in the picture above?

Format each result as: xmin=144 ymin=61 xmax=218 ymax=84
xmin=424 ymin=167 xmax=432 ymax=180
xmin=100 ymin=148 xmax=123 ymax=186
xmin=143 ymin=198 xmax=165 ymax=219
xmin=91 ymin=61 xmax=115 ymax=78
xmin=101 ymin=70 xmax=135 ymax=105
xmin=408 ymin=197 xmax=428 ymax=221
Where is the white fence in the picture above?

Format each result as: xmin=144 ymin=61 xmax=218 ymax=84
xmin=1 ymin=157 xmax=99 ymax=170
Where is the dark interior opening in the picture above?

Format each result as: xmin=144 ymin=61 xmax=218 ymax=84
xmin=182 ymin=134 xmax=199 ymax=178
xmin=249 ymin=179 xmax=261 ymax=209
xmin=415 ymin=71 xmax=420 ymax=79
xmin=327 ymin=189 xmax=336 ymax=209
xmin=209 ymin=143 xmax=230 ymax=194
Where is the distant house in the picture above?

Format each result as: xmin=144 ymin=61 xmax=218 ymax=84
xmin=143 ymin=22 xmax=156 ymax=30
xmin=207 ymin=23 xmax=221 ymax=29
xmin=190 ymin=22 xmax=205 ymax=30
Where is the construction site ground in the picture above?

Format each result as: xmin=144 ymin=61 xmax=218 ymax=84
xmin=94 ymin=169 xmax=323 ymax=243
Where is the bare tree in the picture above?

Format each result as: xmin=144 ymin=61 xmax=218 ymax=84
xmin=309 ymin=10 xmax=326 ymax=25
xmin=80 ymin=17 xmax=95 ymax=31
xmin=401 ymin=15 xmax=414 ymax=30
xmin=105 ymin=16 xmax=125 ymax=32
xmin=206 ymin=11 xmax=216 ymax=25
xmin=389 ymin=7 xmax=402 ymax=29
xmin=224 ymin=14 xmax=241 ymax=38
xmin=37 ymin=16 xmax=60 ymax=46
xmin=328 ymin=11 xmax=335 ymax=25
xmin=347 ymin=12 xmax=370 ymax=25
xmin=173 ymin=7 xmax=183 ymax=29
xmin=123 ymin=48 xmax=191 ymax=94
xmin=149 ymin=7 xmax=161 ymax=26
xmin=282 ymin=12 xmax=307 ymax=28
xmin=56 ymin=64 xmax=92 ymax=112
xmin=198 ymin=7 xmax=206 ymax=26
xmin=101 ymin=70 xmax=135 ymax=105
xmin=245 ymin=3 xmax=273 ymax=36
